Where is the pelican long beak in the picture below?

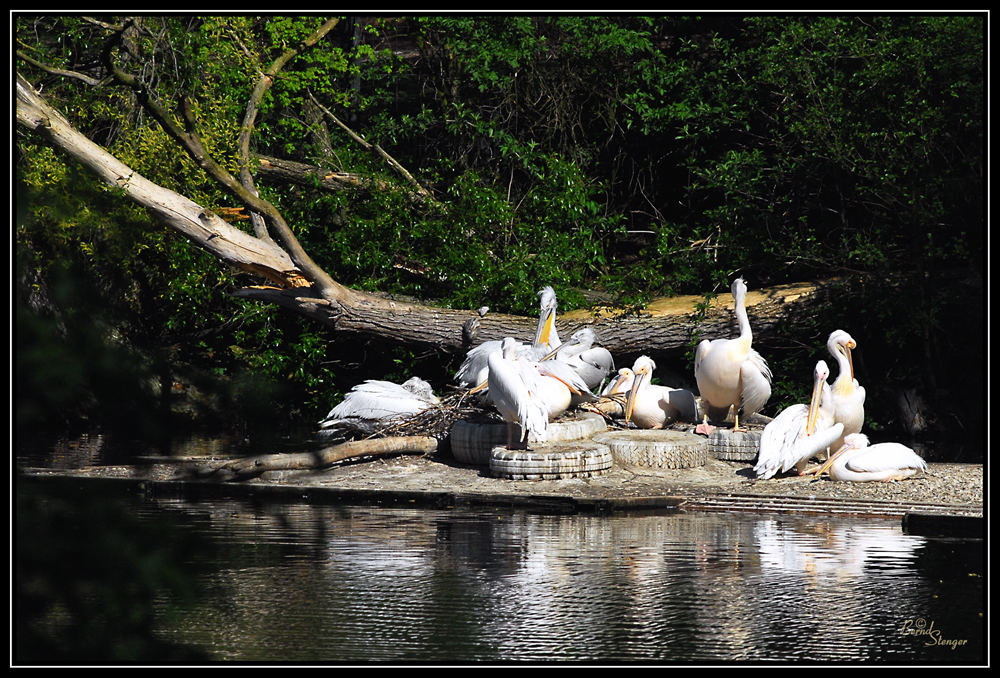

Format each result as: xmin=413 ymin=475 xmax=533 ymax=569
xmin=540 ymin=342 xmax=565 ymax=362
xmin=539 ymin=368 xmax=581 ymax=395
xmin=536 ymin=308 xmax=555 ymax=349
xmin=847 ymin=341 xmax=856 ymax=381
xmin=805 ymin=374 xmax=824 ymax=436
xmin=469 ymin=379 xmax=489 ymax=394
xmin=624 ymin=371 xmax=645 ymax=423
xmin=813 ymin=441 xmax=850 ymax=478
xmin=608 ymin=371 xmax=629 ymax=395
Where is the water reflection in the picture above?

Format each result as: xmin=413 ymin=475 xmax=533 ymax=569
xmin=131 ymin=497 xmax=982 ymax=663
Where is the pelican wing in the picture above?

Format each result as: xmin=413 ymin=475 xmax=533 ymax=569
xmin=756 ymin=407 xmax=843 ymax=479
xmin=844 ymin=443 xmax=927 ymax=475
xmin=740 ymin=348 xmax=772 ymax=416
xmin=486 ymin=350 xmax=549 ymax=443
xmin=320 ymin=380 xmax=437 ymax=432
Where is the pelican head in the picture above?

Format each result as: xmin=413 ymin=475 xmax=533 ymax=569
xmin=624 ymin=356 xmax=656 ymax=423
xmin=731 ymin=276 xmax=747 ymax=301
xmin=827 ymin=330 xmax=857 ymax=380
xmin=534 ymin=286 xmax=559 ymax=349
xmin=804 ymin=360 xmax=831 ymax=435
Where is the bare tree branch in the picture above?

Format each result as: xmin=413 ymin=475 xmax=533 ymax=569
xmin=237 ymin=17 xmax=342 ymax=244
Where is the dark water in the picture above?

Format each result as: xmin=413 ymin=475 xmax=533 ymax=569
xmin=14 ymin=476 xmax=985 ymax=665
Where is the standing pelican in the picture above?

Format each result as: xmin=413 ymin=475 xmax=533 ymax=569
xmin=542 ymin=326 xmax=615 ymax=391
xmin=826 ymin=330 xmax=866 ymax=452
xmin=319 ymin=376 xmax=440 ymax=438
xmin=812 ymin=433 xmax=927 ymax=482
xmin=485 ymin=337 xmax=550 ymax=449
xmin=454 ymin=286 xmax=561 ymax=389
xmin=693 ymin=277 xmax=772 ymax=435
xmin=624 ymin=356 xmax=700 ymax=428
xmin=754 ymin=360 xmax=845 ymax=479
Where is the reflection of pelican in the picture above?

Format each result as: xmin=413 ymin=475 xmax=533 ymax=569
xmin=625 ymin=356 xmax=699 ymax=428
xmin=542 ymin=327 xmax=615 ymax=391
xmin=826 ymin=330 xmax=866 ymax=452
xmin=319 ymin=377 xmax=439 ymax=437
xmin=754 ymin=360 xmax=844 ymax=479
xmin=485 ymin=337 xmax=550 ymax=449
xmin=455 ymin=286 xmax=561 ymax=389
xmin=813 ymin=433 xmax=927 ymax=482
xmin=694 ymin=277 xmax=772 ymax=434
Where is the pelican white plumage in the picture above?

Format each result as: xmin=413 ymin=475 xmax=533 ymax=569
xmin=534 ymin=357 xmax=597 ymax=418
xmin=319 ymin=376 xmax=440 ymax=437
xmin=693 ymin=277 xmax=772 ymax=434
xmin=624 ymin=356 xmax=700 ymax=428
xmin=485 ymin=337 xmax=550 ymax=449
xmin=454 ymin=286 xmax=561 ymax=389
xmin=542 ymin=326 xmax=615 ymax=391
xmin=826 ymin=329 xmax=866 ymax=452
xmin=812 ymin=433 xmax=927 ymax=482
xmin=754 ymin=360 xmax=845 ymax=479
xmin=594 ymin=367 xmax=634 ymax=417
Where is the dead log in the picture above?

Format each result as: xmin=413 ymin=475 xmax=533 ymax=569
xmin=198 ymin=435 xmax=439 ymax=480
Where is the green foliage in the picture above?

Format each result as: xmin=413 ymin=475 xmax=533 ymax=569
xmin=15 ymin=14 xmax=984 ymax=438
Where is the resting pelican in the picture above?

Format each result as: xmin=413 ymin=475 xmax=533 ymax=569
xmin=533 ymin=358 xmax=597 ymax=419
xmin=624 ymin=356 xmax=700 ymax=428
xmin=485 ymin=337 xmax=550 ymax=449
xmin=542 ymin=327 xmax=615 ymax=391
xmin=826 ymin=329 xmax=866 ymax=452
xmin=454 ymin=286 xmax=561 ymax=389
xmin=754 ymin=360 xmax=845 ymax=479
xmin=693 ymin=277 xmax=772 ymax=434
xmin=594 ymin=367 xmax=634 ymax=416
xmin=812 ymin=433 xmax=927 ymax=482
xmin=319 ymin=376 xmax=440 ymax=438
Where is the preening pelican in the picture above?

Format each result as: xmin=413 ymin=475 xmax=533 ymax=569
xmin=485 ymin=337 xmax=550 ymax=449
xmin=596 ymin=367 xmax=635 ymax=416
xmin=826 ymin=330 xmax=866 ymax=452
xmin=454 ymin=286 xmax=561 ymax=389
xmin=319 ymin=376 xmax=440 ymax=437
xmin=813 ymin=433 xmax=927 ymax=482
xmin=693 ymin=277 xmax=772 ymax=434
xmin=754 ymin=360 xmax=845 ymax=479
xmin=542 ymin=326 xmax=615 ymax=391
xmin=624 ymin=356 xmax=700 ymax=429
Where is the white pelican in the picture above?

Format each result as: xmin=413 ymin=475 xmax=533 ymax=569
xmin=454 ymin=286 xmax=561 ymax=389
xmin=826 ymin=329 xmax=866 ymax=452
xmin=693 ymin=277 xmax=772 ymax=434
xmin=595 ymin=367 xmax=634 ymax=417
xmin=624 ymin=356 xmax=700 ymax=428
xmin=754 ymin=360 xmax=845 ymax=479
xmin=812 ymin=433 xmax=927 ymax=482
xmin=533 ymin=358 xmax=596 ymax=419
xmin=319 ymin=376 xmax=440 ymax=438
xmin=542 ymin=326 xmax=615 ymax=391
xmin=485 ymin=337 xmax=550 ymax=449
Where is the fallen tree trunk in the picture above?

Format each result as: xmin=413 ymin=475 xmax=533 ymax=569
xmin=197 ymin=435 xmax=440 ymax=480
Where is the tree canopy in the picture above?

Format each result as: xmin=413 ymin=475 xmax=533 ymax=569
xmin=15 ymin=14 xmax=985 ymax=445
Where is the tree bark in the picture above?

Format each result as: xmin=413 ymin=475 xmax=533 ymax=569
xmin=197 ymin=435 xmax=439 ymax=479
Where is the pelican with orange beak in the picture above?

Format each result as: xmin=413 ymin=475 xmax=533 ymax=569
xmin=826 ymin=330 xmax=866 ymax=453
xmin=623 ymin=356 xmax=699 ymax=428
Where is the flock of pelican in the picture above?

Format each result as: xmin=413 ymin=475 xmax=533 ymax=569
xmin=319 ymin=279 xmax=928 ymax=483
